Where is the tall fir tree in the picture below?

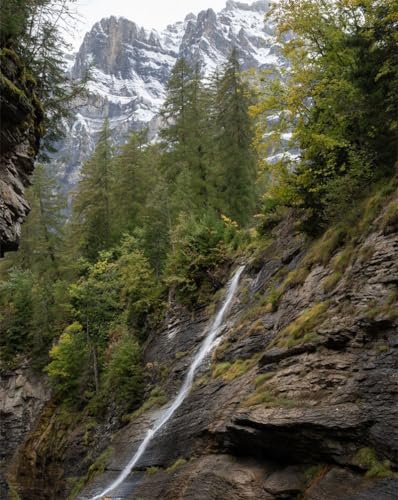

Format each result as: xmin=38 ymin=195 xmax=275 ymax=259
xmin=213 ymin=49 xmax=257 ymax=226
xmin=111 ymin=129 xmax=155 ymax=240
xmin=160 ymin=59 xmax=212 ymax=217
xmin=14 ymin=163 xmax=66 ymax=277
xmin=71 ymin=120 xmax=113 ymax=261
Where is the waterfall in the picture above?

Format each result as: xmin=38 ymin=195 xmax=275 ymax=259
xmin=90 ymin=265 xmax=245 ymax=500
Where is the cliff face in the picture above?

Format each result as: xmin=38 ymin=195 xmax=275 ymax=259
xmin=9 ymin=184 xmax=398 ymax=499
xmin=0 ymin=49 xmax=43 ymax=256
xmin=0 ymin=366 xmax=50 ymax=495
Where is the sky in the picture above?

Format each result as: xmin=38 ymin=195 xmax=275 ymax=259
xmin=68 ymin=0 xmax=230 ymax=50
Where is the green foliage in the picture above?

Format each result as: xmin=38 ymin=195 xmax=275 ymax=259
xmin=165 ymin=212 xmax=234 ymax=306
xmin=381 ymin=201 xmax=398 ymax=233
xmin=212 ymin=49 xmax=257 ymax=225
xmin=116 ymin=236 xmax=161 ymax=333
xmin=322 ymin=272 xmax=343 ymax=293
xmin=274 ymin=302 xmax=328 ymax=348
xmin=160 ymin=54 xmax=257 ymax=227
xmin=102 ymin=334 xmax=143 ymax=412
xmin=126 ymin=386 xmax=167 ymax=421
xmin=212 ymin=356 xmax=259 ymax=381
xmin=252 ymin=0 xmax=398 ymax=233
xmin=45 ymin=322 xmax=90 ymax=398
xmin=353 ymin=448 xmax=398 ymax=479
xmin=71 ymin=121 xmax=113 ymax=261
xmin=67 ymin=447 xmax=114 ymax=499
xmin=1 ymin=0 xmax=87 ymax=153
xmin=166 ymin=457 xmax=187 ymax=472
xmin=0 ymin=269 xmax=34 ymax=365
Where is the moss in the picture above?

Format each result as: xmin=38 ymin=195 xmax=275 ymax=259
xmin=365 ymin=291 xmax=398 ymax=322
xmin=194 ymin=373 xmax=210 ymax=388
xmin=323 ymin=271 xmax=342 ymax=293
xmin=146 ymin=466 xmax=161 ymax=475
xmin=376 ymin=343 xmax=389 ymax=354
xmin=212 ymin=355 xmax=260 ymax=381
xmin=166 ymin=457 xmax=187 ymax=472
xmin=67 ymin=447 xmax=113 ymax=499
xmin=213 ymin=339 xmax=231 ymax=361
xmin=381 ymin=201 xmax=398 ymax=231
xmin=273 ymin=302 xmax=328 ymax=348
xmin=331 ymin=245 xmax=354 ymax=273
xmin=7 ymin=482 xmax=21 ymax=500
xmin=175 ymin=351 xmax=188 ymax=360
xmin=254 ymin=372 xmax=275 ymax=387
xmin=243 ymin=370 xmax=295 ymax=408
xmin=0 ymin=73 xmax=33 ymax=114
xmin=353 ymin=448 xmax=398 ymax=479
xmin=243 ymin=388 xmax=295 ymax=408
xmin=124 ymin=386 xmax=167 ymax=421
xmin=306 ymin=226 xmax=348 ymax=266
xmin=304 ymin=464 xmax=327 ymax=483
xmin=356 ymin=181 xmax=396 ymax=234
xmin=283 ymin=266 xmax=311 ymax=289
xmin=358 ymin=244 xmax=376 ymax=263
xmin=246 ymin=319 xmax=265 ymax=335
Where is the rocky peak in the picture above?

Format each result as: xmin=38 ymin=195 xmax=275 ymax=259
xmin=57 ymin=1 xmax=280 ymax=189
xmin=72 ymin=17 xmax=171 ymax=81
xmin=226 ymin=0 xmax=269 ymax=12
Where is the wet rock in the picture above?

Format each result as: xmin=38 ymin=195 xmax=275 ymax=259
xmin=0 ymin=50 xmax=42 ymax=255
xmin=0 ymin=366 xmax=50 ymax=494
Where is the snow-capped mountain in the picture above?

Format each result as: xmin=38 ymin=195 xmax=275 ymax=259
xmin=57 ymin=0 xmax=283 ymax=188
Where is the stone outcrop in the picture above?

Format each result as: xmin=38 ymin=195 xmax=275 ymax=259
xmin=8 ymin=186 xmax=398 ymax=499
xmin=0 ymin=365 xmax=49 ymax=496
xmin=0 ymin=49 xmax=43 ymax=255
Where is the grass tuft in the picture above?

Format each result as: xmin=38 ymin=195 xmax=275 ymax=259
xmin=354 ymin=448 xmax=398 ymax=479
xmin=273 ymin=302 xmax=328 ymax=348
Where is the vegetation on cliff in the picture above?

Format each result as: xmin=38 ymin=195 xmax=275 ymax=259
xmin=1 ymin=0 xmax=397 ymax=439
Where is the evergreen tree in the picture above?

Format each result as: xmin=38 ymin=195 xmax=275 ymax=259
xmin=160 ymin=59 xmax=212 ymax=217
xmin=15 ymin=163 xmax=66 ymax=276
xmin=111 ymin=130 xmax=156 ymax=239
xmin=213 ymin=49 xmax=257 ymax=226
xmin=72 ymin=120 xmax=113 ymax=261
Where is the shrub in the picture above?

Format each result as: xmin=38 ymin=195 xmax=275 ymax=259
xmin=353 ymin=448 xmax=398 ymax=479
xmin=164 ymin=212 xmax=234 ymax=306
xmin=45 ymin=322 xmax=90 ymax=399
xmin=102 ymin=333 xmax=143 ymax=412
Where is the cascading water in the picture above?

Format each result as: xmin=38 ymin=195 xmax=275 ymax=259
xmin=90 ymin=265 xmax=245 ymax=500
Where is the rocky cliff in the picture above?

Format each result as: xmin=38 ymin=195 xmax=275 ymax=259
xmin=8 ymin=182 xmax=398 ymax=499
xmin=0 ymin=49 xmax=43 ymax=255
xmin=57 ymin=0 xmax=282 ymax=189
xmin=0 ymin=365 xmax=50 ymax=496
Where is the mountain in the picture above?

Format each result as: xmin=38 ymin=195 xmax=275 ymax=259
xmin=56 ymin=0 xmax=282 ymax=188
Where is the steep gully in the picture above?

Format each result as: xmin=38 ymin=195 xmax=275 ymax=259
xmin=89 ymin=266 xmax=245 ymax=499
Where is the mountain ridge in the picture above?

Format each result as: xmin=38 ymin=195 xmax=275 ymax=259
xmin=56 ymin=0 xmax=280 ymax=188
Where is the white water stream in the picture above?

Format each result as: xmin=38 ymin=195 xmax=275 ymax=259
xmin=90 ymin=265 xmax=245 ymax=500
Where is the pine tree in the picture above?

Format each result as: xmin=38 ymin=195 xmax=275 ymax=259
xmin=213 ymin=49 xmax=257 ymax=226
xmin=111 ymin=129 xmax=154 ymax=239
xmin=160 ymin=59 xmax=212 ymax=217
xmin=15 ymin=163 xmax=66 ymax=276
xmin=71 ymin=120 xmax=113 ymax=261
